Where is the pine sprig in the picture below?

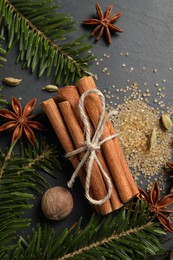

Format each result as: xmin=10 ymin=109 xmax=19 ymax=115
xmin=0 ymin=36 xmax=9 ymax=106
xmin=0 ymin=137 xmax=61 ymax=255
xmin=0 ymin=34 xmax=6 ymax=67
xmin=17 ymin=137 xmax=61 ymax=178
xmin=2 ymin=200 xmax=169 ymax=260
xmin=0 ymin=86 xmax=8 ymax=108
xmin=0 ymin=0 xmax=94 ymax=85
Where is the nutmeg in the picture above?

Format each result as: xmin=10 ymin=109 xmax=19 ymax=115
xmin=41 ymin=186 xmax=73 ymax=221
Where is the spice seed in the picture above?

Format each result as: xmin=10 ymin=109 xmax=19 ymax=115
xmin=149 ymin=128 xmax=157 ymax=149
xmin=42 ymin=85 xmax=59 ymax=92
xmin=3 ymin=77 xmax=22 ymax=86
xmin=161 ymin=114 xmax=173 ymax=131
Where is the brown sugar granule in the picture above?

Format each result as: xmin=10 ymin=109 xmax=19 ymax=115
xmin=111 ymin=99 xmax=173 ymax=192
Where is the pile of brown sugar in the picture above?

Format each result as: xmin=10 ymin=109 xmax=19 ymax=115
xmin=111 ymin=95 xmax=173 ymax=192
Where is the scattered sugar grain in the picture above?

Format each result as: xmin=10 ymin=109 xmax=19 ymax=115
xmin=94 ymin=74 xmax=98 ymax=80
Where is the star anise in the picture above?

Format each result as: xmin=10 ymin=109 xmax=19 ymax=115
xmin=167 ymin=162 xmax=173 ymax=193
xmin=82 ymin=3 xmax=123 ymax=45
xmin=0 ymin=97 xmax=45 ymax=145
xmin=138 ymin=182 xmax=173 ymax=233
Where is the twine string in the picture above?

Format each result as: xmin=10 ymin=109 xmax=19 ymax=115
xmin=65 ymin=89 xmax=118 ymax=205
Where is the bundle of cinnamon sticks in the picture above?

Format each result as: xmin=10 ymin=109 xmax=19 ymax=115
xmin=41 ymin=76 xmax=139 ymax=215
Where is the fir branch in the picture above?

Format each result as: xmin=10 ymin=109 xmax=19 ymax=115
xmin=2 ymin=200 xmax=170 ymax=260
xmin=0 ymin=34 xmax=6 ymax=67
xmin=0 ymin=136 xmax=61 ymax=254
xmin=17 ymin=137 xmax=61 ymax=177
xmin=0 ymin=138 xmax=17 ymax=178
xmin=0 ymin=0 xmax=94 ymax=85
xmin=0 ymin=35 xmax=9 ymax=107
xmin=0 ymin=86 xmax=9 ymax=108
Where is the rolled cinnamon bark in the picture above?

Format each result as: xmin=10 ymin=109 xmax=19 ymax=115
xmin=56 ymin=86 xmax=123 ymax=210
xmin=41 ymin=99 xmax=74 ymax=155
xmin=55 ymin=86 xmax=84 ymax=128
xmin=76 ymin=76 xmax=139 ymax=202
xmin=58 ymin=100 xmax=113 ymax=215
xmin=41 ymin=98 xmax=101 ymax=214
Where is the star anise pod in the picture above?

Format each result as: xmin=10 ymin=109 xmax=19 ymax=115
xmin=0 ymin=97 xmax=45 ymax=145
xmin=138 ymin=182 xmax=173 ymax=233
xmin=167 ymin=162 xmax=173 ymax=193
xmin=82 ymin=3 xmax=123 ymax=45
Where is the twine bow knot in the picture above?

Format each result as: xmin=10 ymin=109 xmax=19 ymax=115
xmin=65 ymin=89 xmax=118 ymax=205
xmin=84 ymin=141 xmax=100 ymax=151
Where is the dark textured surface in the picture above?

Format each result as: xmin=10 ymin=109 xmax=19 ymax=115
xmin=1 ymin=0 xmax=173 ymax=253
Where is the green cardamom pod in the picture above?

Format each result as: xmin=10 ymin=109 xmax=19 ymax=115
xmin=3 ymin=77 xmax=22 ymax=86
xmin=149 ymin=128 xmax=157 ymax=149
xmin=161 ymin=114 xmax=173 ymax=130
xmin=42 ymin=85 xmax=59 ymax=92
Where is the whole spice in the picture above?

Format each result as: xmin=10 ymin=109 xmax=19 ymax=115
xmin=0 ymin=97 xmax=45 ymax=145
xmin=41 ymin=186 xmax=73 ymax=221
xmin=42 ymin=85 xmax=59 ymax=92
xmin=3 ymin=77 xmax=22 ymax=86
xmin=138 ymin=182 xmax=173 ymax=233
xmin=161 ymin=114 xmax=173 ymax=131
xmin=82 ymin=3 xmax=123 ymax=45
xmin=149 ymin=128 xmax=157 ymax=149
xmin=166 ymin=162 xmax=173 ymax=193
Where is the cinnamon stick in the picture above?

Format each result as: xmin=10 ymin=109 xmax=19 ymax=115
xmin=58 ymin=100 xmax=113 ymax=215
xmin=76 ymin=76 xmax=138 ymax=202
xmin=41 ymin=98 xmax=101 ymax=214
xmin=41 ymin=99 xmax=74 ymax=154
xmin=54 ymin=86 xmax=83 ymax=128
xmin=76 ymin=76 xmax=138 ymax=196
xmin=56 ymin=86 xmax=123 ymax=210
